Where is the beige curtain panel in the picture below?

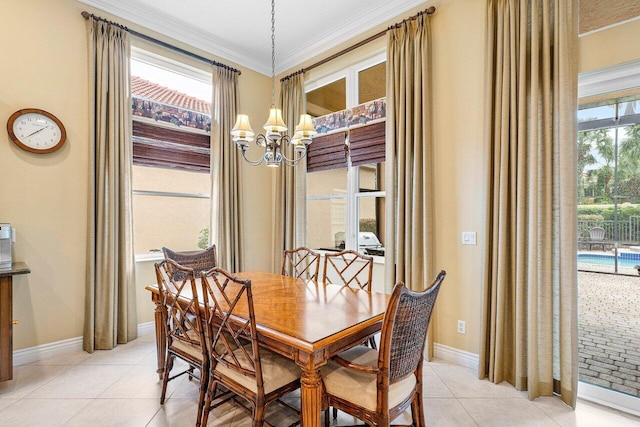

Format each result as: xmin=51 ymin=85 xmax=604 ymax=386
xmin=84 ymin=17 xmax=137 ymax=352
xmin=480 ymin=0 xmax=579 ymax=407
xmin=385 ymin=12 xmax=436 ymax=356
xmin=210 ymin=67 xmax=244 ymax=272
xmin=273 ymin=73 xmax=307 ymax=272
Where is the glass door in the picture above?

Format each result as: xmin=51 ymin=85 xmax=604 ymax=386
xmin=577 ymin=98 xmax=640 ymax=409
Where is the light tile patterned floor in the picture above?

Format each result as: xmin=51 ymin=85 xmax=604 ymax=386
xmin=0 ymin=333 xmax=639 ymax=426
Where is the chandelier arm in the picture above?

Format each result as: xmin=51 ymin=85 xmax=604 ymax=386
xmin=239 ymin=146 xmax=266 ymax=166
xmin=280 ymin=150 xmax=307 ymax=167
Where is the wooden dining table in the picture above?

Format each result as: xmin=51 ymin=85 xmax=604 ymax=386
xmin=146 ymin=270 xmax=390 ymax=427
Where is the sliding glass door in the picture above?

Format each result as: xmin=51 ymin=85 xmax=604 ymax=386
xmin=577 ymin=98 xmax=640 ymax=407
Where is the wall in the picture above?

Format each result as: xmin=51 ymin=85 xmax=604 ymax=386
xmin=0 ymin=0 xmax=272 ymax=350
xmin=578 ymin=18 xmax=640 ymax=74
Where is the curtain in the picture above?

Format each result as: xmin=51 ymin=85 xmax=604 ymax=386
xmin=84 ymin=17 xmax=137 ymax=352
xmin=210 ymin=67 xmax=244 ymax=272
xmin=479 ymin=0 xmax=578 ymax=407
xmin=273 ymin=73 xmax=306 ymax=272
xmin=384 ymin=13 xmax=436 ymax=357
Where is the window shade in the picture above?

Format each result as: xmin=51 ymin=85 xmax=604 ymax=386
xmin=348 ymin=121 xmax=386 ymax=166
xmin=307 ymin=131 xmax=348 ymax=172
xmin=132 ymin=121 xmax=210 ymax=172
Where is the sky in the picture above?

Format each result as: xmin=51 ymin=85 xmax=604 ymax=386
xmin=131 ymin=59 xmax=212 ymax=103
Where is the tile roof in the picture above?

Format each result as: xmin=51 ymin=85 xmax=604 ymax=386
xmin=131 ymin=76 xmax=211 ymax=115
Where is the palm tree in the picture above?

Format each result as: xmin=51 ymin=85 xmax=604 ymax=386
xmin=619 ymin=124 xmax=640 ymax=203
xmin=620 ymin=124 xmax=640 ymax=161
xmin=577 ymin=128 xmax=614 ymax=201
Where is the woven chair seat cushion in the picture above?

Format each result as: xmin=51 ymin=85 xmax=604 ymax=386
xmin=320 ymin=346 xmax=416 ymax=411
xmin=169 ymin=330 xmax=205 ymax=361
xmin=214 ymin=346 xmax=301 ymax=394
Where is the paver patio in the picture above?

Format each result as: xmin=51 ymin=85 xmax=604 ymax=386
xmin=578 ymin=269 xmax=640 ymax=397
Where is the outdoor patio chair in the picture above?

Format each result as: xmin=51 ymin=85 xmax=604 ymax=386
xmin=587 ymin=227 xmax=607 ymax=251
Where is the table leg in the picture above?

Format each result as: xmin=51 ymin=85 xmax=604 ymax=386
xmin=152 ymin=297 xmax=167 ymax=380
xmin=0 ymin=277 xmax=12 ymax=381
xmin=300 ymin=367 xmax=323 ymax=427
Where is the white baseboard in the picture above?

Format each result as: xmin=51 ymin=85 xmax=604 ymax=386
xmin=12 ymin=321 xmax=156 ymax=367
xmin=13 ymin=336 xmax=84 ymax=366
xmin=137 ymin=321 xmax=155 ymax=336
xmin=434 ymin=343 xmax=479 ymax=372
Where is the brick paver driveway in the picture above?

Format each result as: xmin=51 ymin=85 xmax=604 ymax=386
xmin=578 ymin=271 xmax=640 ymax=396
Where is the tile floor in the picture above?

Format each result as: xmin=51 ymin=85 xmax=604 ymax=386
xmin=1 ymin=333 xmax=639 ymax=426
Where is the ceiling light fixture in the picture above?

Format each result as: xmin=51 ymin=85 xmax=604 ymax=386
xmin=231 ymin=0 xmax=316 ymax=167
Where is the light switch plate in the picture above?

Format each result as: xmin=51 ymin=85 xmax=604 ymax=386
xmin=462 ymin=231 xmax=476 ymax=245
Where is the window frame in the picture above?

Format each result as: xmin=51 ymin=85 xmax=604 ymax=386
xmin=130 ymin=46 xmax=213 ymax=255
xmin=305 ymin=51 xmax=386 ymax=254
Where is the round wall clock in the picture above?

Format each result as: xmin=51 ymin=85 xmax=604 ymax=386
xmin=6 ymin=108 xmax=67 ymax=154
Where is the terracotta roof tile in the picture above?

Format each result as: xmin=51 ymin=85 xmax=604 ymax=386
xmin=131 ymin=76 xmax=211 ymax=115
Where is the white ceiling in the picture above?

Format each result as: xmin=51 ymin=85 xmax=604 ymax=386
xmin=78 ymin=0 xmax=428 ymax=76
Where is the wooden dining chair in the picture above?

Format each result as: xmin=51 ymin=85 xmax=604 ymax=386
xmin=154 ymin=259 xmax=209 ymax=427
xmin=281 ymin=246 xmax=320 ymax=280
xmin=323 ymin=249 xmax=376 ymax=351
xmin=162 ymin=245 xmax=217 ymax=280
xmin=200 ymin=267 xmax=302 ymax=427
xmin=322 ymin=249 xmax=373 ymax=291
xmin=321 ymin=270 xmax=446 ymax=427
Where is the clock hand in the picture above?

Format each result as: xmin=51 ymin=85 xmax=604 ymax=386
xmin=24 ymin=126 xmax=48 ymax=139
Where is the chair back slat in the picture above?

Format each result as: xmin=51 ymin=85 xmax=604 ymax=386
xmin=282 ymin=247 xmax=320 ymax=280
xmin=379 ymin=271 xmax=446 ymax=382
xmin=201 ymin=268 xmax=263 ymax=384
xmin=162 ymin=245 xmax=217 ymax=280
xmin=323 ymin=250 xmax=373 ymax=291
xmin=154 ymin=259 xmax=206 ymax=354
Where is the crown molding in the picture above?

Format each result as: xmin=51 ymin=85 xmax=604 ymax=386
xmin=78 ymin=0 xmax=270 ymax=74
xmin=276 ymin=0 xmax=428 ymax=73
xmin=79 ymin=0 xmax=430 ymax=76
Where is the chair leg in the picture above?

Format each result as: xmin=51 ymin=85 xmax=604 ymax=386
xmin=411 ymin=394 xmax=425 ymax=427
xmin=201 ymin=379 xmax=217 ymax=427
xmin=253 ymin=405 xmax=265 ymax=427
xmin=324 ymin=409 xmax=330 ymax=426
xmin=195 ymin=365 xmax=208 ymax=427
xmin=332 ymin=407 xmax=338 ymax=419
xmin=367 ymin=336 xmax=377 ymax=350
xmin=160 ymin=355 xmax=175 ymax=404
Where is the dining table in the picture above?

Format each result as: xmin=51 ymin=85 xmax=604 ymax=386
xmin=146 ymin=270 xmax=389 ymax=427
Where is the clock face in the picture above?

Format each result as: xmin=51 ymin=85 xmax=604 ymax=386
xmin=7 ymin=109 xmax=66 ymax=153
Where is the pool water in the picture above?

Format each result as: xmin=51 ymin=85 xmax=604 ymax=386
xmin=578 ymin=253 xmax=640 ymax=268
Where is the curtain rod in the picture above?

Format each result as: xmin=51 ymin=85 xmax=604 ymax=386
xmin=281 ymin=6 xmax=435 ymax=82
xmin=81 ymin=11 xmax=241 ymax=75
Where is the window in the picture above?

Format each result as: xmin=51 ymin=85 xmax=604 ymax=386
xmin=131 ymin=48 xmax=212 ymax=255
xmin=305 ymin=53 xmax=386 ymax=256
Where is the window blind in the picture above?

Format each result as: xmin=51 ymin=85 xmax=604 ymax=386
xmin=306 ymin=131 xmax=348 ymax=172
xmin=132 ymin=121 xmax=210 ymax=172
xmin=348 ymin=121 xmax=386 ymax=166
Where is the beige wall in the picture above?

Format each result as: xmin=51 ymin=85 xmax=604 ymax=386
xmin=578 ymin=18 xmax=640 ymax=74
xmin=3 ymin=0 xmax=640 ymax=356
xmin=0 ymin=0 xmax=272 ymax=350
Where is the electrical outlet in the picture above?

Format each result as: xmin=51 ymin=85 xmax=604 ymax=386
xmin=457 ymin=320 xmax=466 ymax=334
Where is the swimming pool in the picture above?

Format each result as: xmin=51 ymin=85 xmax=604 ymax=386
xmin=578 ymin=252 xmax=640 ymax=268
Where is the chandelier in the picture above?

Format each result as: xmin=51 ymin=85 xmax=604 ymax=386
xmin=230 ymin=0 xmax=316 ymax=167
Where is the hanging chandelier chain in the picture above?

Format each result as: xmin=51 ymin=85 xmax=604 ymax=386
xmin=271 ymin=0 xmax=276 ymax=107
xmin=229 ymin=0 xmax=316 ymax=167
